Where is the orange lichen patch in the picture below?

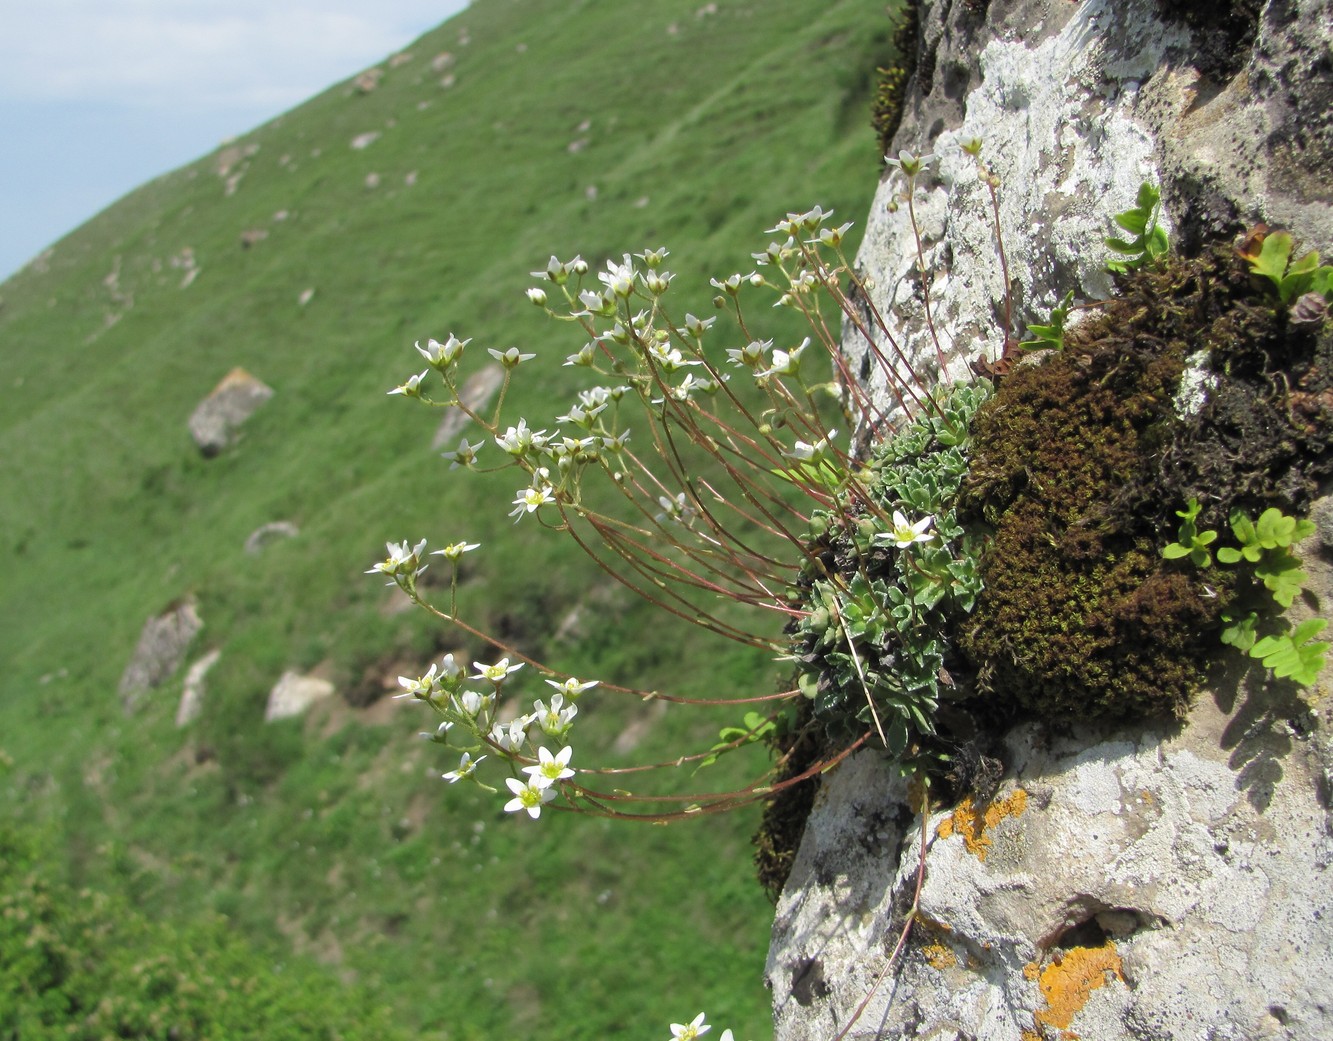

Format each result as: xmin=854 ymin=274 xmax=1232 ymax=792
xmin=921 ymin=940 xmax=957 ymax=971
xmin=1026 ymin=943 xmax=1125 ymax=1033
xmin=936 ymin=789 xmax=1029 ymax=861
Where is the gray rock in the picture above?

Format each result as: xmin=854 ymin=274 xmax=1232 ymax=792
xmin=188 ymin=367 xmax=273 ymax=456
xmin=119 ymin=599 xmax=203 ymax=711
xmin=769 ymin=0 xmax=1333 ymax=1037
xmin=265 ymin=670 xmax=335 ymax=722
xmin=244 ymin=520 xmax=300 ymax=554
xmin=175 ymin=647 xmax=221 ymax=727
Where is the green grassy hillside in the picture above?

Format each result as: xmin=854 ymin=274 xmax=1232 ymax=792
xmin=0 ymin=1 xmax=899 ymax=1036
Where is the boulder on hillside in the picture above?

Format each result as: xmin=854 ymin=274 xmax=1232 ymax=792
xmin=175 ymin=647 xmax=221 ymax=727
xmin=244 ymin=521 xmax=299 ymax=555
xmin=188 ymin=367 xmax=273 ymax=456
xmin=265 ymin=671 xmax=335 ymax=722
xmin=119 ymin=599 xmax=203 ymax=712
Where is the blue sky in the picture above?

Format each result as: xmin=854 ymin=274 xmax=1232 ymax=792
xmin=0 ymin=1 xmax=469 ymax=281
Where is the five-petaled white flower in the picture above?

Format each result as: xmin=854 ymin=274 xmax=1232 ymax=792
xmin=488 ymin=346 xmax=536 ymax=368
xmin=670 ymin=1013 xmax=711 ymax=1041
xmin=395 ymin=663 xmax=441 ymax=700
xmin=366 ymin=539 xmax=428 ymax=583
xmin=416 ymin=334 xmax=468 ymax=368
xmin=598 ymin=255 xmax=637 ymax=298
xmin=510 ymin=483 xmax=554 ymax=521
xmin=473 ymin=657 xmax=525 ymax=685
xmin=442 ymin=752 xmax=486 ymax=784
xmin=545 ymin=676 xmax=598 ymax=699
xmin=504 ymin=776 xmax=556 ymax=818
xmin=388 ymin=370 xmax=429 ymax=397
xmin=522 ymin=745 xmax=575 ymax=788
xmin=454 ymin=689 xmax=495 ymax=719
xmin=531 ymin=693 xmax=577 ymax=737
xmin=783 ymin=431 xmax=837 ymax=465
xmin=441 ymin=436 xmax=483 ymax=469
xmin=756 ymin=337 xmax=809 ymax=379
xmin=496 ymin=419 xmax=548 ymax=457
xmin=433 ymin=540 xmax=480 ymax=562
xmin=420 ymin=721 xmax=453 ymax=744
xmin=880 ymin=510 xmax=935 ymax=549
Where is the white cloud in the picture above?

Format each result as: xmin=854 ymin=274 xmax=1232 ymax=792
xmin=0 ymin=1 xmax=468 ymax=110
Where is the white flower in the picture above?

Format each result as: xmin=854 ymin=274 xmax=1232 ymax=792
xmin=783 ymin=431 xmax=836 ymax=465
xmin=366 ymin=539 xmax=428 ymax=583
xmin=656 ymin=492 xmax=696 ymax=525
xmin=545 ymin=676 xmax=598 ymax=699
xmin=683 ymin=312 xmax=715 ymax=339
xmin=522 ymin=745 xmax=575 ymax=788
xmin=886 ymin=149 xmax=937 ymax=177
xmin=757 ymin=337 xmax=809 ymax=379
xmin=416 ymin=334 xmax=468 ymax=368
xmin=818 ymin=221 xmax=854 ymax=248
xmin=442 ymin=752 xmax=485 ymax=783
xmin=526 ymin=287 xmax=547 ymax=306
xmin=726 ymin=338 xmax=771 ymax=369
xmin=432 ymin=540 xmax=480 ymax=562
xmin=438 ymin=653 xmax=464 ymax=687
xmin=509 ymin=483 xmax=554 ymax=521
xmin=532 ymin=693 xmax=577 ymax=737
xmin=388 ymin=370 xmax=429 ymax=397
xmin=636 ymin=246 xmax=669 ymax=268
xmin=565 ymin=342 xmax=598 ymax=367
xmin=504 ymin=776 xmax=556 ymax=818
xmin=420 ymin=721 xmax=453 ymax=743
xmin=488 ymin=346 xmax=536 ymax=368
xmin=495 ymin=419 xmax=548 ymax=456
xmin=879 ymin=510 xmax=935 ymax=549
xmin=473 ymin=657 xmax=525 ymax=685
xmin=670 ymin=1013 xmax=711 ymax=1041
xmin=441 ymin=436 xmax=483 ymax=469
xmin=490 ymin=715 xmax=532 ymax=752
xmin=454 ymin=689 xmax=496 ymax=718
xmin=531 ymin=255 xmax=569 ymax=284
xmin=598 ymin=255 xmax=637 ymax=298
xmin=396 ymin=663 xmax=441 ymax=700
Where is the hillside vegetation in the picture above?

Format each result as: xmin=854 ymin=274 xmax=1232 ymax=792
xmin=0 ymin=1 xmax=900 ymax=1037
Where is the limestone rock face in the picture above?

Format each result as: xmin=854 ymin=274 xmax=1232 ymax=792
xmin=188 ymin=367 xmax=273 ymax=456
xmin=768 ymin=1 xmax=1333 ymax=1038
xmin=119 ymin=599 xmax=203 ymax=711
xmin=847 ymin=0 xmax=1332 ymax=425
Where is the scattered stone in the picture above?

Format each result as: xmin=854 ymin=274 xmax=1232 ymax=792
xmin=404 ymin=171 xmax=418 ymax=187
xmin=188 ymin=367 xmax=274 ymax=456
xmin=298 ymin=287 xmax=315 ymax=307
xmin=244 ymin=521 xmax=299 ymax=555
xmin=176 ymin=648 xmax=221 ymax=727
xmin=265 ymin=671 xmax=335 ymax=722
xmin=354 ymin=68 xmax=382 ymax=93
xmin=350 ymin=131 xmax=380 ymax=151
xmin=388 ymin=51 xmax=413 ymax=68
xmin=567 ymin=138 xmax=589 ymax=154
xmin=432 ymin=52 xmax=455 ymax=73
xmin=440 ymin=73 xmax=457 ymax=90
xmin=364 ymin=173 xmax=381 ymax=190
xmin=239 ymin=228 xmax=268 ymax=249
xmin=119 ymin=599 xmax=203 ymax=711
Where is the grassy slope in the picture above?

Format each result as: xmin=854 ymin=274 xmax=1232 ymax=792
xmin=0 ymin=1 xmax=896 ymax=1037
